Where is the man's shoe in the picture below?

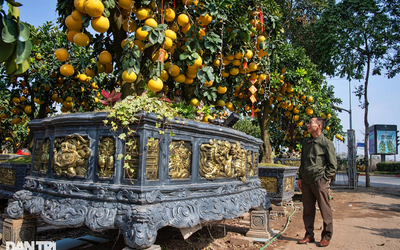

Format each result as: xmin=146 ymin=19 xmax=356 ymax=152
xmin=319 ymin=239 xmax=330 ymax=247
xmin=297 ymin=237 xmax=315 ymax=244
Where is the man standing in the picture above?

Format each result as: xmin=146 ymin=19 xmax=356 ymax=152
xmin=297 ymin=117 xmax=337 ymax=247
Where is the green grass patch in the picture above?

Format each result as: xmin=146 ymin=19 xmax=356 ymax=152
xmin=0 ymin=155 xmax=32 ymax=164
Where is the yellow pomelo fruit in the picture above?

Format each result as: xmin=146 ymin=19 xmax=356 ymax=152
xmin=307 ymin=96 xmax=313 ymax=102
xmin=234 ymin=52 xmax=243 ymax=59
xmin=182 ymin=0 xmax=193 ymax=5
xmin=148 ymin=78 xmax=163 ymax=92
xmin=165 ymin=8 xmax=175 ymax=22
xmin=67 ymin=30 xmax=78 ymax=43
xmin=135 ymin=27 xmax=148 ymax=40
xmin=84 ymin=0 xmax=104 ymax=17
xmin=122 ymin=19 xmax=137 ymax=33
xmin=96 ymin=62 xmax=106 ymax=73
xmin=144 ymin=18 xmax=158 ymax=28
xmin=257 ymin=35 xmax=266 ymax=45
xmin=74 ymin=0 xmax=87 ymax=13
xmin=136 ymin=8 xmax=149 ymax=20
xmin=168 ymin=65 xmax=180 ymax=77
xmin=188 ymin=56 xmax=202 ymax=68
xmin=78 ymin=73 xmax=88 ymax=83
xmin=203 ymin=115 xmax=213 ymax=122
xmin=216 ymin=100 xmax=225 ymax=107
xmin=177 ymin=14 xmax=189 ymax=26
xmin=229 ymin=68 xmax=239 ymax=76
xmin=133 ymin=40 xmax=145 ymax=52
xmin=163 ymin=37 xmax=173 ymax=49
xmin=105 ymin=63 xmax=113 ymax=73
xmin=119 ymin=0 xmax=134 ymax=10
xmin=86 ymin=67 xmax=96 ymax=77
xmin=182 ymin=23 xmax=191 ymax=34
xmin=174 ymin=74 xmax=186 ymax=83
xmin=199 ymin=14 xmax=212 ymax=25
xmin=232 ymin=59 xmax=241 ymax=66
xmin=217 ymin=86 xmax=227 ymax=94
xmin=165 ymin=29 xmax=177 ymax=40
xmin=12 ymin=117 xmax=22 ymax=125
xmin=99 ymin=51 xmax=112 ymax=65
xmin=73 ymin=32 xmax=90 ymax=46
xmin=184 ymin=78 xmax=194 ymax=84
xmin=60 ymin=64 xmax=75 ymax=76
xmin=71 ymin=10 xmax=85 ymax=23
xmin=91 ymin=15 xmax=110 ymax=33
xmin=55 ymin=48 xmax=69 ymax=62
xmin=245 ymin=50 xmax=253 ymax=60
xmin=213 ymin=59 xmax=221 ymax=67
xmin=225 ymin=102 xmax=233 ymax=109
xmin=24 ymin=106 xmax=32 ymax=114
xmin=65 ymin=15 xmax=82 ymax=31
xmin=190 ymin=98 xmax=200 ymax=107
xmin=160 ymin=70 xmax=169 ymax=81
xmin=122 ymin=70 xmax=137 ymax=83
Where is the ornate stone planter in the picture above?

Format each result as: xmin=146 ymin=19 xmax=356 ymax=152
xmin=0 ymin=162 xmax=30 ymax=199
xmin=274 ymin=158 xmax=301 ymax=167
xmin=258 ymin=166 xmax=298 ymax=205
xmin=6 ymin=112 xmax=268 ymax=249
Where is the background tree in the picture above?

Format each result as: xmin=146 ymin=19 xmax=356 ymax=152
xmin=314 ymin=0 xmax=400 ymax=187
xmin=275 ymin=0 xmax=332 ymax=61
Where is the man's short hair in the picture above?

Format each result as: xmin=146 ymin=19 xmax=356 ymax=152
xmin=312 ymin=116 xmax=325 ymax=129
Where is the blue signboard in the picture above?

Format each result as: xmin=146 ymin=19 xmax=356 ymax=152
xmin=357 ymin=143 xmax=365 ymax=148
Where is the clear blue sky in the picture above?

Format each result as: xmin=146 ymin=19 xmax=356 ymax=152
xmin=9 ymin=0 xmax=400 ymax=160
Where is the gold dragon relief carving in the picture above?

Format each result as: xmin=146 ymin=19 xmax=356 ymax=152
xmin=40 ymin=139 xmax=51 ymax=173
xmin=146 ymin=139 xmax=159 ymax=180
xmin=284 ymin=176 xmax=294 ymax=192
xmin=97 ymin=137 xmax=115 ymax=178
xmin=260 ymin=176 xmax=278 ymax=193
xmin=169 ymin=141 xmax=191 ymax=179
xmin=199 ymin=139 xmax=247 ymax=182
xmin=0 ymin=168 xmax=16 ymax=185
xmin=52 ymin=134 xmax=91 ymax=178
xmin=33 ymin=139 xmax=43 ymax=172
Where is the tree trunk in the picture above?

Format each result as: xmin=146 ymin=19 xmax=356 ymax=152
xmin=364 ymin=55 xmax=370 ymax=187
xmin=258 ymin=100 xmax=273 ymax=163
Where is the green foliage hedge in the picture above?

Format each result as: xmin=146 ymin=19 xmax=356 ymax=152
xmin=376 ymin=162 xmax=400 ymax=172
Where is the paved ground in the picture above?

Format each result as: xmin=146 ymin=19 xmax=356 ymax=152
xmin=358 ymin=175 xmax=400 ymax=188
xmin=266 ymin=186 xmax=400 ymax=250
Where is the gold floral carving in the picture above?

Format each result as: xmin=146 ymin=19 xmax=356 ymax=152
xmin=284 ymin=176 xmax=294 ymax=192
xmin=52 ymin=135 xmax=91 ymax=178
xmin=169 ymin=141 xmax=191 ymax=179
xmin=97 ymin=137 xmax=115 ymax=178
xmin=33 ymin=139 xmax=43 ymax=172
xmin=199 ymin=140 xmax=247 ymax=182
xmin=146 ymin=139 xmax=159 ymax=180
xmin=0 ymin=168 xmax=16 ymax=185
xmin=124 ymin=138 xmax=139 ymax=179
xmin=260 ymin=176 xmax=278 ymax=193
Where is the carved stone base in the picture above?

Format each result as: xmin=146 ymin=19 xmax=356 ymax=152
xmin=8 ymin=188 xmax=267 ymax=249
xmin=1 ymin=217 xmax=37 ymax=249
xmin=246 ymin=210 xmax=272 ymax=239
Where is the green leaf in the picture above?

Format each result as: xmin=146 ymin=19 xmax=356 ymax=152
xmin=179 ymin=53 xmax=189 ymax=60
xmin=149 ymin=32 xmax=158 ymax=45
xmin=156 ymin=24 xmax=168 ymax=31
xmin=117 ymin=154 xmax=124 ymax=160
xmin=16 ymin=39 xmax=31 ymax=64
xmin=157 ymin=31 xmax=164 ymax=44
xmin=13 ymin=57 xmax=29 ymax=75
xmin=119 ymin=133 xmax=126 ymax=140
xmin=5 ymin=0 xmax=22 ymax=7
xmin=0 ymin=30 xmax=14 ymax=62
xmin=2 ymin=15 xmax=18 ymax=43
xmin=142 ymin=25 xmax=153 ymax=32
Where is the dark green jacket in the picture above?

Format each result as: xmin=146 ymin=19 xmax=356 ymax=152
xmin=299 ymin=133 xmax=337 ymax=184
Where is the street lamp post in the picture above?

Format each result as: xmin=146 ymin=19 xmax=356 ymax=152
xmin=333 ymin=80 xmax=357 ymax=188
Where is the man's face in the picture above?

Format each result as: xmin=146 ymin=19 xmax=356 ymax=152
xmin=307 ymin=118 xmax=320 ymax=133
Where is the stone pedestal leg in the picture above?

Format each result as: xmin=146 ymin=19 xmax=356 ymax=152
xmin=245 ymin=210 xmax=272 ymax=239
xmin=0 ymin=217 xmax=37 ymax=250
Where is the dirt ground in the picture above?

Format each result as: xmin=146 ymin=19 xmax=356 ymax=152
xmin=2 ymin=186 xmax=400 ymax=249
